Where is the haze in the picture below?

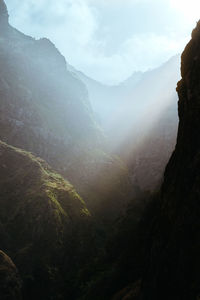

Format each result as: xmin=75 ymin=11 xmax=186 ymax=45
xmin=5 ymin=0 xmax=200 ymax=84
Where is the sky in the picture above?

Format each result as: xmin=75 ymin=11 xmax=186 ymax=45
xmin=5 ymin=0 xmax=200 ymax=84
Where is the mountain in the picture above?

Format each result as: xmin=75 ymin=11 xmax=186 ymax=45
xmin=139 ymin=20 xmax=200 ymax=300
xmin=0 ymin=2 xmax=137 ymax=295
xmin=2 ymin=1 xmax=197 ymax=299
xmin=118 ymin=56 xmax=179 ymax=193
xmin=68 ymin=65 xmax=143 ymax=126
xmin=70 ymin=55 xmax=179 ymax=135
xmin=72 ymin=56 xmax=180 ymax=194
xmin=0 ymin=140 xmax=93 ymax=299
xmin=0 ymin=1 xmax=132 ymax=220
xmin=79 ymin=22 xmax=200 ymax=300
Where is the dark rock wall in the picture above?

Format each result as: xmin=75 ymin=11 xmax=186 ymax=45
xmin=141 ymin=21 xmax=200 ymax=300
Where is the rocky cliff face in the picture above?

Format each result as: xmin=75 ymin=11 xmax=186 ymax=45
xmin=140 ymin=21 xmax=200 ymax=300
xmin=0 ymin=0 xmax=131 ymax=220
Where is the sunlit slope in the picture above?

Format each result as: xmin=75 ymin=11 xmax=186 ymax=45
xmin=0 ymin=140 xmax=91 ymax=299
xmin=0 ymin=2 xmax=132 ymax=220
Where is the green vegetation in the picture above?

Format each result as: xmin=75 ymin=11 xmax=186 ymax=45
xmin=0 ymin=141 xmax=92 ymax=299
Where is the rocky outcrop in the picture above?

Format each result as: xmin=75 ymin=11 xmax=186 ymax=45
xmin=0 ymin=250 xmax=22 ymax=300
xmin=140 ymin=21 xmax=200 ymax=300
xmin=0 ymin=0 xmax=8 ymax=25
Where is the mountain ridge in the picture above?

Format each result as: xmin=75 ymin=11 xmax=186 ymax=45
xmin=0 ymin=2 xmax=132 ymax=220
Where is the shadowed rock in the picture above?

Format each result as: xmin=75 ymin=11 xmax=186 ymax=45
xmin=0 ymin=250 xmax=22 ymax=300
xmin=141 ymin=20 xmax=200 ymax=300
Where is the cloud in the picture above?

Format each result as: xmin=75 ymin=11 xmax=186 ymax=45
xmin=119 ymin=33 xmax=188 ymax=71
xmin=169 ymin=0 xmax=200 ymax=22
xmin=4 ymin=0 xmax=195 ymax=83
xmin=6 ymin=0 xmax=98 ymax=43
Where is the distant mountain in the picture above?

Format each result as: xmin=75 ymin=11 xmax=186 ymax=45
xmin=0 ymin=2 xmax=132 ymax=220
xmin=68 ymin=64 xmax=143 ymax=125
xmin=71 ymin=55 xmax=180 ymax=193
xmin=69 ymin=56 xmax=179 ymax=129
xmin=121 ymin=55 xmax=180 ymax=192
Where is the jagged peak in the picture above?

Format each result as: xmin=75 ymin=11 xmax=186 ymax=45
xmin=191 ymin=20 xmax=200 ymax=39
xmin=0 ymin=0 xmax=8 ymax=24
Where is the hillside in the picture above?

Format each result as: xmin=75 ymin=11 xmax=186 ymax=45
xmin=0 ymin=1 xmax=132 ymax=220
xmin=0 ymin=140 xmax=91 ymax=299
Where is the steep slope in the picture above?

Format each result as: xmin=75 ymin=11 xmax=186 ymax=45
xmin=0 ymin=1 xmax=132 ymax=220
xmin=139 ymin=21 xmax=200 ymax=300
xmin=0 ymin=140 xmax=91 ymax=299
